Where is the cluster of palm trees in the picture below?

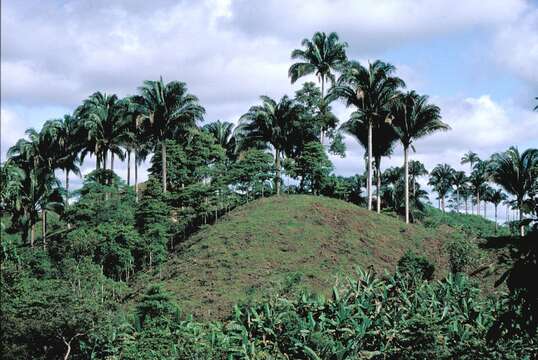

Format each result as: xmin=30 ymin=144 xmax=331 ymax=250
xmin=3 ymin=78 xmax=205 ymax=246
xmin=428 ymin=148 xmax=538 ymax=235
xmin=2 ymin=31 xmax=536 ymax=247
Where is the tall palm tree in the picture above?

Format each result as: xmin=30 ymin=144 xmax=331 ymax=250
xmin=452 ymin=171 xmax=467 ymax=213
xmin=41 ymin=115 xmax=81 ymax=209
xmin=237 ymin=95 xmax=303 ymax=195
xmin=391 ymin=91 xmax=448 ymax=223
xmin=332 ymin=60 xmax=405 ymax=210
xmin=135 ymin=78 xmax=205 ymax=192
xmin=75 ymin=92 xmax=127 ymax=175
xmin=408 ymin=160 xmax=428 ymax=198
xmin=461 ymin=151 xmax=480 ymax=174
xmin=289 ymin=32 xmax=347 ymax=144
xmin=7 ymin=129 xmax=62 ymax=246
xmin=203 ymin=120 xmax=237 ymax=160
xmin=489 ymin=188 xmax=507 ymax=233
xmin=428 ymin=164 xmax=455 ymax=212
xmin=341 ymin=113 xmax=399 ymax=213
xmin=490 ymin=147 xmax=538 ymax=236
xmin=468 ymin=169 xmax=486 ymax=216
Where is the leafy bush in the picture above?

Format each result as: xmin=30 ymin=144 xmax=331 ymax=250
xmin=397 ymin=250 xmax=435 ymax=280
xmin=445 ymin=233 xmax=481 ymax=273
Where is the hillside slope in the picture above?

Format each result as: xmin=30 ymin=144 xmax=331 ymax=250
xmin=141 ymin=195 xmax=463 ymax=319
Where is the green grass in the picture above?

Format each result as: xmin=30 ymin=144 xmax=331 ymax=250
xmin=422 ymin=205 xmax=510 ymax=238
xmin=139 ymin=195 xmax=461 ymax=319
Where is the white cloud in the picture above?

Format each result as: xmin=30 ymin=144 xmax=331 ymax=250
xmin=493 ymin=9 xmax=538 ymax=85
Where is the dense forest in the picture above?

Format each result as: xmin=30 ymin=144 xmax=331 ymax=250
xmin=1 ymin=32 xmax=537 ymax=359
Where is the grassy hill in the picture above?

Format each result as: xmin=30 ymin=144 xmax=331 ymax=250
xmin=138 ymin=195 xmax=474 ymax=319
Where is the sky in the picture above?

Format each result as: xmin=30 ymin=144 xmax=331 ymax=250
xmin=1 ymin=0 xmax=537 ymax=219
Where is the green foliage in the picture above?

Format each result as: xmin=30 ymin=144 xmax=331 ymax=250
xmin=286 ymin=141 xmax=333 ymax=194
xmin=397 ymin=250 xmax=435 ymax=280
xmin=423 ymin=205 xmax=510 ymax=238
xmin=445 ymin=233 xmax=481 ymax=274
xmin=230 ymin=149 xmax=274 ymax=199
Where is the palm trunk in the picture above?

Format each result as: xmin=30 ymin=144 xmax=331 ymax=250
xmin=376 ymin=157 xmax=381 ymax=214
xmin=320 ymin=75 xmax=325 ymax=145
xmin=65 ymin=169 xmax=70 ymax=209
xmin=494 ymin=205 xmax=498 ymax=234
xmin=476 ymin=192 xmax=480 ymax=216
xmin=456 ymin=188 xmax=460 ymax=212
xmin=103 ymin=151 xmax=107 ymax=171
xmin=96 ymin=154 xmax=101 ymax=171
xmin=42 ymin=210 xmax=46 ymax=249
xmin=162 ymin=142 xmax=167 ymax=193
xmin=518 ymin=201 xmax=525 ymax=237
xmin=465 ymin=198 xmax=468 ymax=214
xmin=404 ymin=146 xmax=409 ymax=223
xmin=484 ymin=202 xmax=487 ymax=218
xmin=31 ymin=222 xmax=35 ymax=248
xmin=110 ymin=153 xmax=115 ymax=187
xmin=127 ymin=150 xmax=131 ymax=187
xmin=135 ymin=152 xmax=139 ymax=202
xmin=367 ymin=121 xmax=373 ymax=211
xmin=275 ymin=149 xmax=281 ymax=196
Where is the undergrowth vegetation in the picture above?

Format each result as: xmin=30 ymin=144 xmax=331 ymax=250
xmin=100 ymin=268 xmax=538 ymax=359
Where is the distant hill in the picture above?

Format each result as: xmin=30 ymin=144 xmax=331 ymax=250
xmin=134 ymin=195 xmax=485 ymax=319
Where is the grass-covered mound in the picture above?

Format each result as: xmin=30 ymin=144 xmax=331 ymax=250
xmin=141 ymin=195 xmax=462 ymax=319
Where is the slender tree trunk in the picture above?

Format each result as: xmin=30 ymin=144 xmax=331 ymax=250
xmin=320 ymin=75 xmax=325 ymax=145
xmin=484 ymin=201 xmax=487 ymax=218
xmin=404 ymin=146 xmax=409 ymax=224
xmin=134 ymin=152 xmax=139 ymax=202
xmin=456 ymin=188 xmax=460 ymax=212
xmin=31 ymin=223 xmax=35 ymax=248
xmin=111 ymin=153 xmax=114 ymax=174
xmin=96 ymin=154 xmax=101 ymax=171
xmin=127 ymin=150 xmax=131 ymax=187
xmin=162 ymin=142 xmax=167 ymax=193
xmin=42 ymin=210 xmax=46 ymax=249
xmin=103 ymin=151 xmax=107 ymax=171
xmin=275 ymin=149 xmax=281 ymax=196
xmin=376 ymin=158 xmax=381 ymax=214
xmin=465 ymin=198 xmax=468 ymax=214
xmin=495 ymin=205 xmax=498 ymax=234
xmin=367 ymin=121 xmax=373 ymax=211
xmin=65 ymin=169 xmax=70 ymax=209
xmin=518 ymin=201 xmax=525 ymax=237
xmin=476 ymin=192 xmax=480 ymax=216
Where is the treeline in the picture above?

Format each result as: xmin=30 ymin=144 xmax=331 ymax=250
xmin=1 ymin=31 xmax=537 ymax=359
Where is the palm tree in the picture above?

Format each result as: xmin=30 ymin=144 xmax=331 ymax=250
xmin=490 ymin=147 xmax=538 ymax=236
xmin=391 ymin=91 xmax=448 ymax=223
xmin=41 ymin=115 xmax=81 ymax=209
xmin=468 ymin=169 xmax=486 ymax=216
xmin=408 ymin=160 xmax=428 ymax=198
xmin=289 ymin=32 xmax=347 ymax=144
xmin=452 ymin=171 xmax=467 ymax=213
xmin=7 ymin=129 xmax=62 ymax=246
xmin=428 ymin=164 xmax=455 ymax=212
xmin=332 ymin=60 xmax=405 ymax=210
xmin=461 ymin=151 xmax=480 ymax=174
xmin=237 ymin=95 xmax=303 ymax=195
xmin=203 ymin=120 xmax=237 ymax=160
xmin=75 ymin=92 xmax=127 ymax=175
xmin=341 ymin=113 xmax=399 ymax=213
xmin=489 ymin=189 xmax=507 ymax=233
xmin=135 ymin=78 xmax=205 ymax=192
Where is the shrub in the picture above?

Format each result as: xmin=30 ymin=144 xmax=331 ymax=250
xmin=445 ymin=233 xmax=481 ymax=273
xmin=397 ymin=250 xmax=435 ymax=280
